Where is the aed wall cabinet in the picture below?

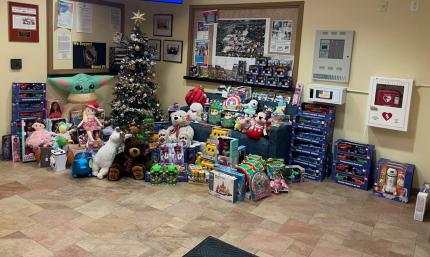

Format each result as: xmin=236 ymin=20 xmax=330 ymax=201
xmin=367 ymin=77 xmax=413 ymax=132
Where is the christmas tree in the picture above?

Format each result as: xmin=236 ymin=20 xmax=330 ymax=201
xmin=110 ymin=10 xmax=163 ymax=128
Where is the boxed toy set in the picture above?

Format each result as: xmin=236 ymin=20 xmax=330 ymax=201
xmin=414 ymin=183 xmax=430 ymax=221
xmin=209 ymin=170 xmax=238 ymax=203
xmin=373 ymin=158 xmax=415 ymax=203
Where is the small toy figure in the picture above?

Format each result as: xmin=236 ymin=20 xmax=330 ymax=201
xmin=243 ymin=99 xmax=258 ymax=117
xmin=150 ymin=164 xmax=164 ymax=185
xmin=178 ymin=132 xmax=191 ymax=148
xmin=164 ymin=164 xmax=178 ymax=185
xmin=247 ymin=112 xmax=268 ymax=140
xmin=25 ymin=119 xmax=56 ymax=150
xmin=92 ymin=128 xmax=124 ymax=179
xmin=187 ymin=102 xmax=203 ymax=122
xmin=207 ymin=103 xmax=222 ymax=125
xmin=383 ymin=167 xmax=398 ymax=195
xmin=77 ymin=102 xmax=103 ymax=143
xmin=221 ymin=111 xmax=236 ymax=129
xmin=158 ymin=129 xmax=168 ymax=145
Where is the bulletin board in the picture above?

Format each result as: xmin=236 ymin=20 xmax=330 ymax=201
xmin=187 ymin=2 xmax=304 ymax=85
xmin=47 ymin=0 xmax=124 ymax=75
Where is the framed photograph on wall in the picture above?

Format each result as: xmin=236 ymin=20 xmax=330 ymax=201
xmin=148 ymin=39 xmax=161 ymax=61
xmin=163 ymin=40 xmax=183 ymax=63
xmin=153 ymin=14 xmax=173 ymax=37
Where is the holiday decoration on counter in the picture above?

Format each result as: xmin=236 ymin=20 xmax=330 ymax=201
xmin=92 ymin=128 xmax=125 ymax=179
xmin=110 ymin=10 xmax=163 ymax=128
xmin=108 ymin=137 xmax=150 ymax=181
xmin=166 ymin=110 xmax=194 ymax=144
xmin=77 ymin=102 xmax=103 ymax=143
xmin=48 ymin=74 xmax=113 ymax=117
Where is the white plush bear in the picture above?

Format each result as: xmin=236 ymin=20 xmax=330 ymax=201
xmin=158 ymin=129 xmax=168 ymax=145
xmin=166 ymin=110 xmax=194 ymax=144
xmin=187 ymin=102 xmax=203 ymax=122
xmin=92 ymin=127 xmax=124 ymax=179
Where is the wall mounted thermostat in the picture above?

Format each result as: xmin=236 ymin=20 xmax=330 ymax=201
xmin=307 ymin=84 xmax=346 ymax=105
xmin=312 ymin=30 xmax=354 ymax=83
xmin=367 ymin=76 xmax=413 ymax=132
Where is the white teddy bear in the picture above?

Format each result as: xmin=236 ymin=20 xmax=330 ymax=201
xmin=166 ymin=110 xmax=194 ymax=144
xmin=187 ymin=102 xmax=203 ymax=122
xmin=92 ymin=127 xmax=124 ymax=179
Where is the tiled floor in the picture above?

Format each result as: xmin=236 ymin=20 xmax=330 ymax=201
xmin=0 ymin=161 xmax=429 ymax=257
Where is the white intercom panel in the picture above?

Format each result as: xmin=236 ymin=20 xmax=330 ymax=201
xmin=312 ymin=30 xmax=354 ymax=83
xmin=307 ymin=84 xmax=346 ymax=105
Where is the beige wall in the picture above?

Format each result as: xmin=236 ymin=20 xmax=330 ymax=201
xmin=1 ymin=0 xmax=429 ymax=187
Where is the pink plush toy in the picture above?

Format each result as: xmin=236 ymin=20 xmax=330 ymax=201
xmin=246 ymin=112 xmax=268 ymax=140
xmin=25 ymin=120 xmax=56 ymax=149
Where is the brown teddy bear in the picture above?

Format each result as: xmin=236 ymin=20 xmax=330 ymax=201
xmin=107 ymin=137 xmax=151 ymax=181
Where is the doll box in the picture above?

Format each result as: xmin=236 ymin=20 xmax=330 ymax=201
xmin=373 ymin=158 xmax=415 ymax=203
xmin=216 ymin=136 xmax=239 ymax=167
xmin=2 ymin=135 xmax=12 ymax=161
xmin=209 ymin=170 xmax=238 ymax=203
xmin=39 ymin=147 xmax=53 ymax=168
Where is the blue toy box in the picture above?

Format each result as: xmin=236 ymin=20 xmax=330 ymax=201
xmin=373 ymin=158 xmax=415 ymax=203
xmin=214 ymin=164 xmax=245 ymax=201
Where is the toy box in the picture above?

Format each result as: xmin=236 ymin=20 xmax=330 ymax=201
xmin=159 ymin=143 xmax=185 ymax=164
xmin=209 ymin=127 xmax=230 ymax=140
xmin=216 ymin=136 xmax=239 ymax=167
xmin=50 ymin=149 xmax=67 ymax=172
xmin=373 ymin=158 xmax=415 ymax=203
xmin=188 ymin=164 xmax=209 ymax=185
xmin=414 ymin=183 xmax=430 ymax=221
xmin=266 ymin=158 xmax=286 ymax=179
xmin=284 ymin=165 xmax=305 ymax=183
xmin=2 ymin=135 xmax=12 ymax=160
xmin=11 ymin=135 xmax=21 ymax=162
xmin=47 ymin=118 xmax=69 ymax=132
xmin=70 ymin=110 xmax=83 ymax=126
xmin=209 ymin=170 xmax=238 ymax=203
xmin=228 ymin=86 xmax=252 ymax=103
xmin=46 ymin=99 xmax=63 ymax=119
xmin=39 ymin=147 xmax=53 ymax=168
xmin=21 ymin=119 xmax=39 ymax=163
xmin=214 ymin=164 xmax=245 ymax=201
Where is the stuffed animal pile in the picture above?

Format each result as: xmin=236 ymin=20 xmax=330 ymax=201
xmin=165 ymin=110 xmax=194 ymax=146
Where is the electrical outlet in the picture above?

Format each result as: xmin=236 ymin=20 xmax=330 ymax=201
xmin=378 ymin=0 xmax=389 ymax=12
xmin=410 ymin=0 xmax=419 ymax=12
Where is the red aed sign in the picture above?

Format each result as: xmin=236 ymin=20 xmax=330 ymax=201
xmin=9 ymin=2 xmax=39 ymax=42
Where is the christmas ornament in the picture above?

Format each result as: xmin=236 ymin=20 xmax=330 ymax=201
xmin=131 ymin=10 xmax=146 ymax=25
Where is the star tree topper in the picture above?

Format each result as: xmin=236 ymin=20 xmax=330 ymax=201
xmin=131 ymin=10 xmax=146 ymax=25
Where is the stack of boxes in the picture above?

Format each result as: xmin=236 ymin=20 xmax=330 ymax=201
xmin=288 ymin=103 xmax=335 ymax=181
xmin=11 ymin=83 xmax=47 ymax=162
xmin=332 ymin=140 xmax=375 ymax=190
xmin=245 ymin=56 xmax=293 ymax=89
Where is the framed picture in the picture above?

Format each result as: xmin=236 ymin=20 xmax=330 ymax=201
xmin=163 ymin=40 xmax=183 ymax=63
xmin=153 ymin=14 xmax=173 ymax=37
xmin=9 ymin=1 xmax=39 ymax=42
xmin=148 ymin=39 xmax=161 ymax=61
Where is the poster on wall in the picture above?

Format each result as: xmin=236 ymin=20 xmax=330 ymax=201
xmin=213 ymin=19 xmax=269 ymax=70
xmin=194 ymin=39 xmax=209 ymax=64
xmin=57 ymin=0 xmax=74 ymax=29
xmin=76 ymin=2 xmax=93 ymax=33
xmin=8 ymin=2 xmax=39 ymax=42
xmin=197 ymin=21 xmax=208 ymax=40
xmin=73 ymin=42 xmax=106 ymax=69
xmin=57 ymin=32 xmax=72 ymax=60
xmin=270 ymin=20 xmax=293 ymax=54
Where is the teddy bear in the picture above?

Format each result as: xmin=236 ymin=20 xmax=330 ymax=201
xmin=158 ymin=129 xmax=168 ymax=145
xmin=93 ymin=128 xmax=125 ymax=179
xmin=234 ymin=116 xmax=252 ymax=133
xmin=247 ymin=112 xmax=268 ymax=140
xmin=107 ymin=137 xmax=151 ymax=181
xmin=187 ymin=102 xmax=203 ymax=122
xmin=243 ymin=99 xmax=259 ymax=117
xmin=166 ymin=110 xmax=194 ymax=144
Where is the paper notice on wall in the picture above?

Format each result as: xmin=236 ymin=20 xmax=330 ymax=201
xmin=57 ymin=0 xmax=74 ymax=29
xmin=76 ymin=2 xmax=93 ymax=33
xmin=12 ymin=15 xmax=36 ymax=30
xmin=110 ymin=7 xmax=121 ymax=32
xmin=197 ymin=21 xmax=209 ymax=40
xmin=270 ymin=20 xmax=293 ymax=54
xmin=57 ymin=32 xmax=72 ymax=60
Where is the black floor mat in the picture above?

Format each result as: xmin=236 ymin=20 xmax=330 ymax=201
xmin=183 ymin=236 xmax=258 ymax=257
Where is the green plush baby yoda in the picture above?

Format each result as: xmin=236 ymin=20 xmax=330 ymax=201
xmin=48 ymin=73 xmax=113 ymax=117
